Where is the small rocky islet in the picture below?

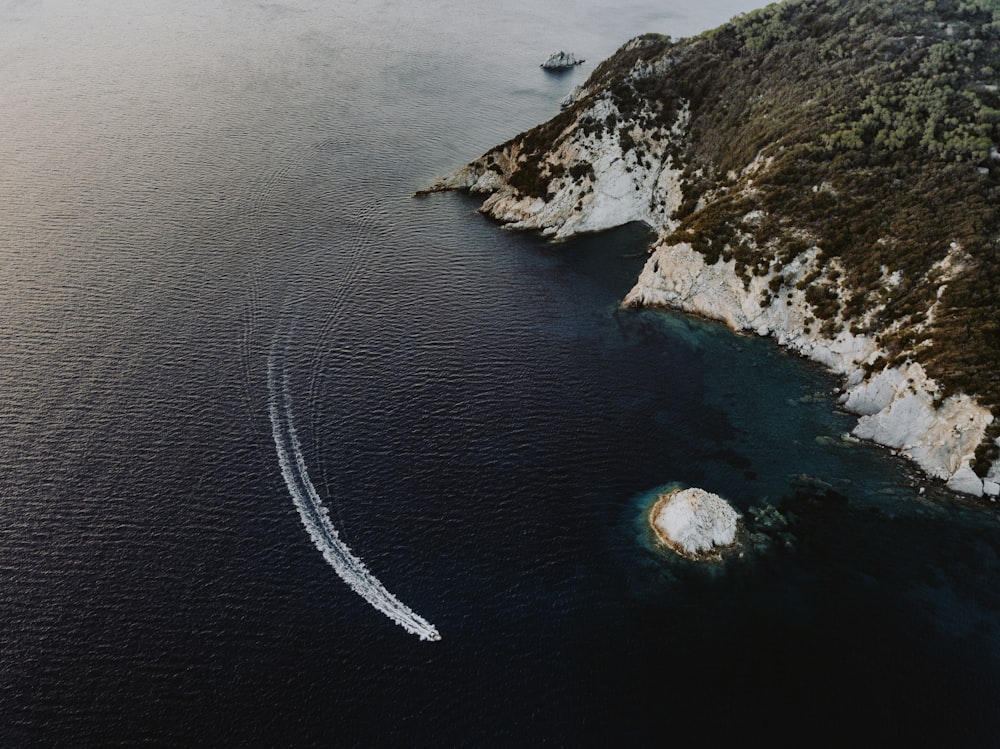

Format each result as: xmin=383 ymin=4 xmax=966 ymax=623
xmin=648 ymin=487 xmax=741 ymax=560
xmin=540 ymin=51 xmax=585 ymax=70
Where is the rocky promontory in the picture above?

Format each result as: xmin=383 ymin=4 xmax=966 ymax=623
xmin=427 ymin=0 xmax=1000 ymax=498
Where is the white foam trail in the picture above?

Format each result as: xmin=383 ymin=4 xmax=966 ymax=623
xmin=267 ymin=349 xmax=441 ymax=641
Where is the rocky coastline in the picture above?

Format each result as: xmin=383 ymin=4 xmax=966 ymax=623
xmin=425 ymin=1 xmax=1000 ymax=499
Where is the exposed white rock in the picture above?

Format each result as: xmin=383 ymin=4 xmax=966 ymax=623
xmin=541 ymin=51 xmax=584 ymax=70
xmin=947 ymin=464 xmax=986 ymax=497
xmin=650 ymin=487 xmax=740 ymax=559
xmin=851 ymin=368 xmax=991 ymax=481
xmin=984 ymin=479 xmax=1000 ymax=498
xmin=625 ymin=243 xmax=876 ymax=371
xmin=560 ymin=83 xmax=588 ymax=109
xmin=432 ymin=97 xmax=687 ymax=240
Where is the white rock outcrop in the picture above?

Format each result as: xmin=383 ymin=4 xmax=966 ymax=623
xmin=541 ymin=51 xmax=584 ymax=70
xmin=947 ymin=465 xmax=986 ymax=497
xmin=650 ymin=488 xmax=740 ymax=559
xmin=432 ymin=97 xmax=687 ymax=240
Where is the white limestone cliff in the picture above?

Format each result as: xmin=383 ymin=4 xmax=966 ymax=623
xmin=431 ymin=97 xmax=687 ymax=240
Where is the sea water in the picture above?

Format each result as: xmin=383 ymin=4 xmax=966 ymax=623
xmin=1 ymin=0 xmax=999 ymax=744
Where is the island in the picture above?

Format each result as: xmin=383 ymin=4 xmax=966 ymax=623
xmin=540 ymin=51 xmax=584 ymax=70
xmin=649 ymin=487 xmax=741 ymax=560
xmin=424 ymin=0 xmax=1000 ymax=499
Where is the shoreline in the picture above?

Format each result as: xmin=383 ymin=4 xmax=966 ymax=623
xmin=427 ymin=151 xmax=1000 ymax=501
xmin=624 ymin=240 xmax=1000 ymax=500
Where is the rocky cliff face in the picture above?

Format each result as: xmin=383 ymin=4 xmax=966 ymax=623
xmin=624 ymin=240 xmax=997 ymax=495
xmin=428 ymin=0 xmax=1000 ymax=497
xmin=432 ymin=45 xmax=688 ymax=240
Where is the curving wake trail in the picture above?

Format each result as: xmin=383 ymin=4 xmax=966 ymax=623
xmin=267 ymin=345 xmax=441 ymax=642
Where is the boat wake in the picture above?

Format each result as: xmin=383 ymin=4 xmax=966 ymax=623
xmin=267 ymin=344 xmax=441 ymax=642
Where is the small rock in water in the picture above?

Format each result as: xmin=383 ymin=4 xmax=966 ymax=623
xmin=541 ymin=51 xmax=584 ymax=70
xmin=649 ymin=487 xmax=740 ymax=560
xmin=749 ymin=504 xmax=787 ymax=530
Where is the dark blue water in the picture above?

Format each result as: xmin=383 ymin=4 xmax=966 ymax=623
xmin=2 ymin=0 xmax=1000 ymax=744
